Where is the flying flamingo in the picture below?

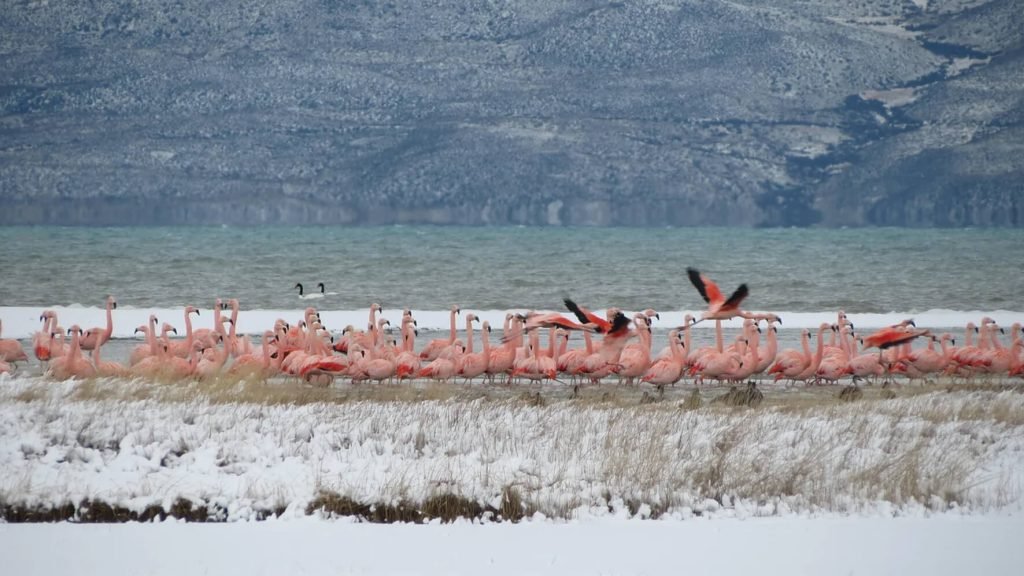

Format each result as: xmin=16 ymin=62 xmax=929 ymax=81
xmin=0 ymin=319 xmax=29 ymax=363
xmin=685 ymin=268 xmax=755 ymax=324
xmin=79 ymin=296 xmax=117 ymax=351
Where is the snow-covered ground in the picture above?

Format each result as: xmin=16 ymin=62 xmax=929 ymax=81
xmin=2 ymin=373 xmax=1023 ymax=574
xmin=2 ymin=514 xmax=1022 ymax=576
xmin=2 ymin=375 xmax=1022 ymax=521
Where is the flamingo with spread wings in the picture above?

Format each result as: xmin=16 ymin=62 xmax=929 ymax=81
xmin=685 ymin=268 xmax=752 ymax=324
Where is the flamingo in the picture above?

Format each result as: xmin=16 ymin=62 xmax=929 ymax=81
xmin=0 ymin=319 xmax=29 ymax=363
xmin=487 ymin=314 xmax=522 ymax=383
xmin=129 ymin=315 xmax=160 ymax=366
xmin=79 ymin=296 xmax=117 ymax=351
xmin=753 ymin=318 xmax=781 ymax=374
xmin=168 ymin=306 xmax=200 ymax=358
xmin=420 ymin=305 xmax=460 ymax=360
xmin=92 ymin=336 xmax=128 ymax=378
xmin=192 ymin=299 xmax=225 ymax=349
xmin=48 ymin=326 xmax=96 ymax=380
xmin=395 ymin=318 xmax=422 ymax=380
xmin=196 ymin=333 xmax=231 ymax=379
xmin=456 ymin=315 xmax=489 ymax=380
xmin=33 ymin=310 xmax=58 ymax=362
xmin=642 ymin=329 xmax=687 ymax=387
xmin=617 ymin=316 xmax=653 ymax=385
xmin=685 ymin=268 xmax=754 ymax=324
xmin=512 ymin=330 xmax=556 ymax=382
xmin=230 ymin=331 xmax=279 ymax=378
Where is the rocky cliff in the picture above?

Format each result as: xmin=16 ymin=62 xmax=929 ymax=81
xmin=1 ymin=0 xmax=1021 ymax=226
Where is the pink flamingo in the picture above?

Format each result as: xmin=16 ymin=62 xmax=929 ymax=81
xmin=196 ymin=333 xmax=231 ymax=379
xmin=0 ymin=319 xmax=29 ymax=363
xmin=129 ymin=315 xmax=160 ymax=366
xmin=458 ymin=320 xmax=492 ymax=381
xmin=512 ymin=330 xmax=556 ymax=381
xmin=48 ymin=326 xmax=97 ymax=380
xmin=642 ymin=329 xmax=687 ymax=387
xmin=789 ymin=323 xmax=832 ymax=384
xmin=487 ymin=314 xmax=523 ymax=383
xmin=558 ymin=330 xmax=592 ymax=379
xmin=230 ymin=331 xmax=279 ymax=378
xmin=420 ymin=305 xmax=460 ymax=360
xmin=617 ymin=316 xmax=653 ymax=385
xmin=575 ymin=312 xmax=634 ymax=383
xmin=191 ymin=299 xmax=225 ymax=349
xmin=418 ymin=349 xmax=458 ymax=382
xmin=92 ymin=336 xmax=128 ymax=378
xmin=685 ymin=268 xmax=757 ymax=324
xmin=33 ymin=310 xmax=58 ymax=362
xmin=168 ymin=306 xmax=200 ymax=358
xmin=769 ymin=327 xmax=814 ymax=382
xmin=753 ymin=318 xmax=781 ymax=374
xmin=817 ymin=326 xmax=853 ymax=384
xmin=395 ymin=317 xmax=422 ymax=380
xmin=79 ymin=296 xmax=117 ymax=351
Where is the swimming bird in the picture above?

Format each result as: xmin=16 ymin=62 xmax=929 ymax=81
xmin=295 ymin=283 xmax=326 ymax=299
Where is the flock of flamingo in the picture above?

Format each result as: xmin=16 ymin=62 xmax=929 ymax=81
xmin=1 ymin=268 xmax=1022 ymax=386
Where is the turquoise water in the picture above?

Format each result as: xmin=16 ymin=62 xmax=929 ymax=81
xmin=1 ymin=226 xmax=1022 ymax=313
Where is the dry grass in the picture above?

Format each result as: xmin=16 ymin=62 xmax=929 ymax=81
xmin=1 ymin=374 xmax=1022 ymax=521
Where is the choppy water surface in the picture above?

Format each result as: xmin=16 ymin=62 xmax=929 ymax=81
xmin=2 ymin=226 xmax=1022 ymax=313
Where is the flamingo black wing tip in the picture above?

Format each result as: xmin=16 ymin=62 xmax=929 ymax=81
xmin=563 ymin=299 xmax=592 ymax=326
xmin=686 ymin=268 xmax=711 ymax=303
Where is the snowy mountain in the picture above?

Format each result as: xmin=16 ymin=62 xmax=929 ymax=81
xmin=0 ymin=0 xmax=1020 ymax=226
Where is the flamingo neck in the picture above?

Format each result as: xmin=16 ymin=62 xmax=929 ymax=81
xmin=465 ymin=318 xmax=475 ymax=354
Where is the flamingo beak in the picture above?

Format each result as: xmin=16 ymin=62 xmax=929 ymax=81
xmin=112 ymin=302 xmax=117 ymax=309
xmin=172 ymin=328 xmax=178 ymax=335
